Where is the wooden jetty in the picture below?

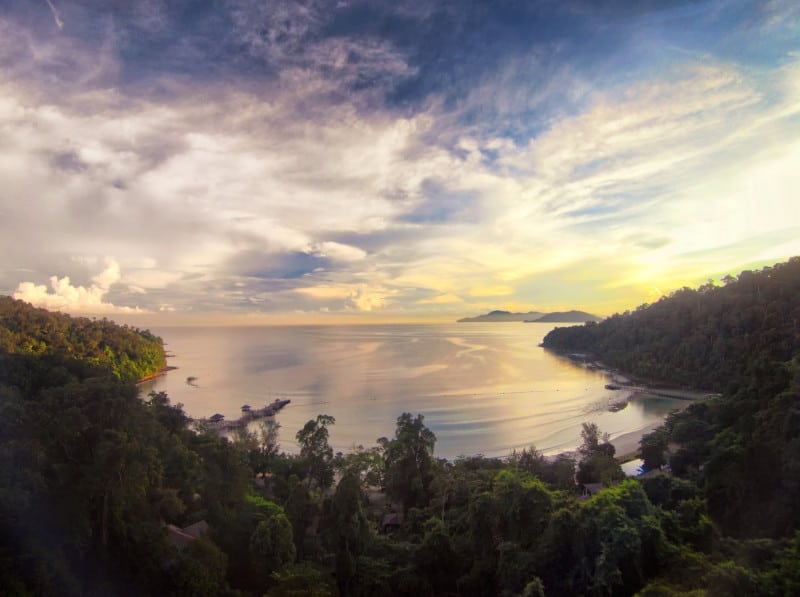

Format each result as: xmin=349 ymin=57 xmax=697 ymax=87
xmin=197 ymin=398 xmax=291 ymax=432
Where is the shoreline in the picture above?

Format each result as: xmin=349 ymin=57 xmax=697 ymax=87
xmin=609 ymin=419 xmax=663 ymax=461
xmin=557 ymin=352 xmax=713 ymax=462
xmin=136 ymin=365 xmax=178 ymax=385
xmin=602 ymin=378 xmax=711 ymax=461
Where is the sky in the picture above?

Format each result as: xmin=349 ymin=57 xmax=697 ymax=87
xmin=1 ymin=0 xmax=799 ymax=325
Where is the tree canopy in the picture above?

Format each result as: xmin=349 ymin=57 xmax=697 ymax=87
xmin=0 ymin=296 xmax=166 ymax=383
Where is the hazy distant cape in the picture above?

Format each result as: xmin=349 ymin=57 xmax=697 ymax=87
xmin=457 ymin=309 xmax=601 ymax=323
xmin=525 ymin=310 xmax=602 ymax=323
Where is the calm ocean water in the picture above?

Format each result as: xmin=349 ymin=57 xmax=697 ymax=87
xmin=141 ymin=323 xmax=682 ymax=459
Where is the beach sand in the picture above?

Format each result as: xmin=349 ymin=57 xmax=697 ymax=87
xmin=609 ymin=421 xmax=662 ymax=459
xmin=597 ymin=368 xmax=708 ymax=460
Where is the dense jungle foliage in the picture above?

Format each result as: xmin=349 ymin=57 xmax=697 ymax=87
xmin=542 ymin=258 xmax=800 ymax=393
xmin=0 ymin=296 xmax=166 ymax=383
xmin=1 ymin=258 xmax=800 ymax=596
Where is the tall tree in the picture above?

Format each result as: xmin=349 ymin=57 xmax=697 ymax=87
xmin=381 ymin=413 xmax=437 ymax=514
xmin=326 ymin=473 xmax=369 ymax=595
xmin=249 ymin=510 xmax=296 ymax=589
xmin=296 ymin=415 xmax=336 ymax=490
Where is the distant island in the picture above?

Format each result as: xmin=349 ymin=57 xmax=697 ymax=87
xmin=524 ymin=310 xmax=602 ymax=323
xmin=458 ymin=309 xmax=601 ymax=323
xmin=457 ymin=310 xmax=544 ymax=322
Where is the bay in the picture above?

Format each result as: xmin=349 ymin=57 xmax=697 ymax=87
xmin=141 ymin=323 xmax=683 ymax=459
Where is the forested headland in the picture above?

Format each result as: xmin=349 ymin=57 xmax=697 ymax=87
xmin=0 ymin=296 xmax=166 ymax=384
xmin=2 ymin=257 xmax=800 ymax=596
xmin=541 ymin=259 xmax=799 ymax=393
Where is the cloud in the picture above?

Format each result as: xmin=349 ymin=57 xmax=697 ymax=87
xmin=0 ymin=1 xmax=799 ymax=320
xmin=295 ymin=285 xmax=353 ymax=301
xmin=311 ymin=241 xmax=367 ymax=262
xmin=13 ymin=258 xmax=148 ymax=314
xmin=349 ymin=284 xmax=394 ymax=312
xmin=45 ymin=0 xmax=64 ymax=30
xmin=91 ymin=258 xmax=121 ymax=289
xmin=417 ymin=293 xmax=463 ymax=305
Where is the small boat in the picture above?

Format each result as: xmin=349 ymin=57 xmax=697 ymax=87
xmin=605 ymin=384 xmax=621 ymax=390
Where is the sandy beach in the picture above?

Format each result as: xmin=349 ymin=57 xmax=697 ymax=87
xmin=606 ymin=387 xmax=705 ymax=459
xmin=609 ymin=421 xmax=662 ymax=458
xmin=592 ymin=364 xmax=714 ymax=460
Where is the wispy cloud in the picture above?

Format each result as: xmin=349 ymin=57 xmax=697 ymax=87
xmin=45 ymin=0 xmax=64 ymax=30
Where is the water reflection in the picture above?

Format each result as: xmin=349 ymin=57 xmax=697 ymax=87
xmin=142 ymin=323 xmax=685 ymax=459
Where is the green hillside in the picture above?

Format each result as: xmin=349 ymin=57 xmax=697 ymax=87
xmin=541 ymin=258 xmax=800 ymax=586
xmin=0 ymin=296 xmax=166 ymax=383
xmin=541 ymin=258 xmax=800 ymax=392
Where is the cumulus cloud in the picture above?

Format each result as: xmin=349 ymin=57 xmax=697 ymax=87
xmin=13 ymin=258 xmax=148 ymax=314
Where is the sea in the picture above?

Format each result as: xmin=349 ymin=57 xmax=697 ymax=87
xmin=140 ymin=323 xmax=683 ymax=459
